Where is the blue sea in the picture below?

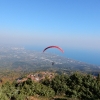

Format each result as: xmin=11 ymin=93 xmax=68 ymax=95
xmin=24 ymin=45 xmax=100 ymax=66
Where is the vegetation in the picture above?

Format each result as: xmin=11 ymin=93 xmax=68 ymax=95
xmin=0 ymin=72 xmax=100 ymax=100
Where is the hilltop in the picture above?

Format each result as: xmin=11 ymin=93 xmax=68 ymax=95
xmin=0 ymin=71 xmax=100 ymax=100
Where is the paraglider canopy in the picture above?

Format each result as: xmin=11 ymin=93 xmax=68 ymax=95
xmin=43 ymin=46 xmax=64 ymax=53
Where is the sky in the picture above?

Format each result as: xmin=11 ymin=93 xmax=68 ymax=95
xmin=0 ymin=0 xmax=100 ymax=65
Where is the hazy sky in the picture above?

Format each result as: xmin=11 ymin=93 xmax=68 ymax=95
xmin=0 ymin=0 xmax=100 ymax=51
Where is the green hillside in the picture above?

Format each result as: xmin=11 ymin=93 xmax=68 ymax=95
xmin=0 ymin=72 xmax=100 ymax=100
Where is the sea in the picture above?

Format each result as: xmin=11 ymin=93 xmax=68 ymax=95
xmin=24 ymin=45 xmax=100 ymax=66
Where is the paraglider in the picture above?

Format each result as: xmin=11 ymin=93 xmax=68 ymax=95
xmin=43 ymin=46 xmax=64 ymax=66
xmin=43 ymin=46 xmax=64 ymax=53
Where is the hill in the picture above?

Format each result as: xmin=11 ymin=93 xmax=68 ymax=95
xmin=0 ymin=72 xmax=100 ymax=100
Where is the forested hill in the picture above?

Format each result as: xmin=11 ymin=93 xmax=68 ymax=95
xmin=0 ymin=72 xmax=100 ymax=100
